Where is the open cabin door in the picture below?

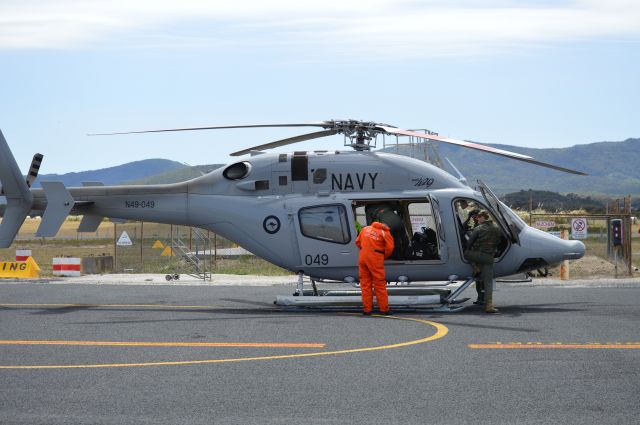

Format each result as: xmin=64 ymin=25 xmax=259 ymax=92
xmin=477 ymin=180 xmax=521 ymax=245
xmin=426 ymin=194 xmax=448 ymax=262
xmin=351 ymin=196 xmax=446 ymax=262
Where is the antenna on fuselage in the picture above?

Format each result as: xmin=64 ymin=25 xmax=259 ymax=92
xmin=445 ymin=157 xmax=469 ymax=187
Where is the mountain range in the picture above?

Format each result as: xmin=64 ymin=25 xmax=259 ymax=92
xmin=33 ymin=159 xmax=188 ymax=188
xmin=382 ymin=137 xmax=640 ymax=196
xmin=25 ymin=137 xmax=640 ymax=196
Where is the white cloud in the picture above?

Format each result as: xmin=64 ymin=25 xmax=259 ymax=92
xmin=1 ymin=0 xmax=639 ymax=56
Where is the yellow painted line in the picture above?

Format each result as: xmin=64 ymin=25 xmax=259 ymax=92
xmin=469 ymin=343 xmax=640 ymax=349
xmin=0 ymin=340 xmax=325 ymax=348
xmin=0 ymin=316 xmax=448 ymax=369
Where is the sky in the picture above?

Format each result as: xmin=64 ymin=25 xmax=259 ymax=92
xmin=0 ymin=0 xmax=638 ymax=174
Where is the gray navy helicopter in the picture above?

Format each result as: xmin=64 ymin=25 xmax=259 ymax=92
xmin=0 ymin=120 xmax=586 ymax=311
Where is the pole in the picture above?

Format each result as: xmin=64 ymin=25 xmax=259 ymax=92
xmin=140 ymin=221 xmax=144 ymax=272
xmin=560 ymin=230 xmax=569 ymax=280
xmin=113 ymin=223 xmax=117 ymax=272
xmin=625 ymin=196 xmax=632 ymax=276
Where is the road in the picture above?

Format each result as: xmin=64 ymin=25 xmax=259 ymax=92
xmin=1 ymin=280 xmax=639 ymax=424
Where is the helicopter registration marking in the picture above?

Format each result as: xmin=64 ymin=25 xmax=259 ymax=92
xmin=124 ymin=200 xmax=155 ymax=208
xmin=304 ymin=254 xmax=329 ymax=266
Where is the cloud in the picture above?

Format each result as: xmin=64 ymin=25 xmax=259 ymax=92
xmin=1 ymin=0 xmax=639 ymax=57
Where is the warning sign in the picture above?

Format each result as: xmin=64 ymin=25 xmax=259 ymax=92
xmin=117 ymin=231 xmax=133 ymax=246
xmin=0 ymin=257 xmax=41 ymax=279
xmin=410 ymin=216 xmax=428 ymax=234
xmin=535 ymin=220 xmax=556 ymax=229
xmin=152 ymin=240 xmax=165 ymax=249
xmin=160 ymin=246 xmax=175 ymax=257
xmin=571 ymin=218 xmax=588 ymax=240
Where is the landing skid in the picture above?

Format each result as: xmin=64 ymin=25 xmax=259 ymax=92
xmin=274 ymin=273 xmax=475 ymax=312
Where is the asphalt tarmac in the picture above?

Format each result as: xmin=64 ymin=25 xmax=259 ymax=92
xmin=1 ymin=279 xmax=639 ymax=425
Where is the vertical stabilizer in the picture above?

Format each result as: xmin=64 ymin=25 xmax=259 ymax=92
xmin=0 ymin=130 xmax=33 ymax=248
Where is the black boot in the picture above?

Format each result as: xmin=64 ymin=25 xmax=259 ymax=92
xmin=474 ymin=281 xmax=485 ymax=305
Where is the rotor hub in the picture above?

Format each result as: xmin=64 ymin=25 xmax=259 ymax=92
xmin=322 ymin=119 xmax=395 ymax=151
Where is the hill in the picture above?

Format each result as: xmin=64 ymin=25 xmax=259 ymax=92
xmin=34 ymin=159 xmax=187 ymax=188
xmin=381 ymin=138 xmax=640 ymax=196
xmin=124 ymin=164 xmax=224 ymax=185
xmin=502 ymin=190 xmax=606 ymax=213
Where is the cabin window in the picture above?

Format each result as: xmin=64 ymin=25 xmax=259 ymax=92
xmin=299 ymin=204 xmax=351 ymax=244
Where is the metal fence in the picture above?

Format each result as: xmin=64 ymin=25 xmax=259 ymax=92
xmin=528 ymin=212 xmax=636 ymax=277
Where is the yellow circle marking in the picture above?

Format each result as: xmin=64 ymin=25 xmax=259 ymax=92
xmin=0 ymin=315 xmax=448 ymax=370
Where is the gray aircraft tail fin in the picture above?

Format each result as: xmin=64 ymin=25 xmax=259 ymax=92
xmin=0 ymin=129 xmax=33 ymax=248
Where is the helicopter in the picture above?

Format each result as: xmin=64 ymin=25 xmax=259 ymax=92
xmin=0 ymin=120 xmax=586 ymax=311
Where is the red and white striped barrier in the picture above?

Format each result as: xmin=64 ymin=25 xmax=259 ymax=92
xmin=16 ymin=250 xmax=32 ymax=262
xmin=52 ymin=258 xmax=82 ymax=277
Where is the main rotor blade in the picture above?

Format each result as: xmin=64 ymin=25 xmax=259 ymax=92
xmin=230 ymin=129 xmax=339 ymax=157
xmin=380 ymin=127 xmax=587 ymax=176
xmin=88 ymin=122 xmax=329 ymax=136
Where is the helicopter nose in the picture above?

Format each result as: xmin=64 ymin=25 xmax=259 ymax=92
xmin=563 ymin=240 xmax=585 ymax=260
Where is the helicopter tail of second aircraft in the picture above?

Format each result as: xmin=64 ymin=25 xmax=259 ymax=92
xmin=0 ymin=129 xmax=33 ymax=248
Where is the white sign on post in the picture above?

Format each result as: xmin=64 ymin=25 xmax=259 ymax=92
xmin=117 ymin=231 xmax=133 ymax=246
xmin=571 ymin=218 xmax=588 ymax=239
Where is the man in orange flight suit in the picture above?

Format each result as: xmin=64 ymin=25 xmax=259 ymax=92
xmin=355 ymin=220 xmax=395 ymax=315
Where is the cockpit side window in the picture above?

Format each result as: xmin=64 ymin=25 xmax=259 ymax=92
xmin=453 ymin=197 xmax=509 ymax=259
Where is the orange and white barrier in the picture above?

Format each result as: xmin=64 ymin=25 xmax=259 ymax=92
xmin=16 ymin=250 xmax=32 ymax=262
xmin=53 ymin=258 xmax=81 ymax=277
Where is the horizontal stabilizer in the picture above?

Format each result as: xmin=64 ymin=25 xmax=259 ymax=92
xmin=0 ymin=130 xmax=33 ymax=248
xmin=36 ymin=181 xmax=74 ymax=237
xmin=78 ymin=215 xmax=103 ymax=232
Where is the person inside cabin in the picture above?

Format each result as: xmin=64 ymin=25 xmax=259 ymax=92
xmin=367 ymin=203 xmax=409 ymax=260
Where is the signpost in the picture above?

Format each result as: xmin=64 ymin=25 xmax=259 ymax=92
xmin=117 ymin=231 xmax=133 ymax=246
xmin=571 ymin=218 xmax=588 ymax=240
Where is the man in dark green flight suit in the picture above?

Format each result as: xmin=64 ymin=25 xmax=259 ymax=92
xmin=464 ymin=211 xmax=503 ymax=314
